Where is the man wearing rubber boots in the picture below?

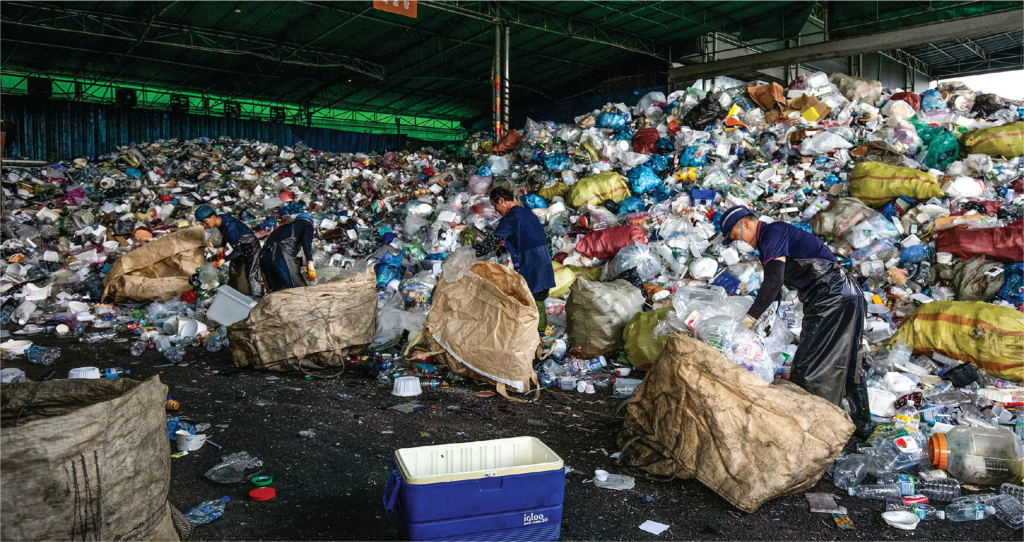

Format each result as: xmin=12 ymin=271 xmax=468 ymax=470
xmin=475 ymin=187 xmax=556 ymax=333
xmin=720 ymin=205 xmax=873 ymax=439
xmin=195 ymin=205 xmax=263 ymax=297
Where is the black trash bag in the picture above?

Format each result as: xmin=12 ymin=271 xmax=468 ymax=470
xmin=971 ymin=93 xmax=1005 ymax=117
xmin=682 ymin=93 xmax=726 ymax=130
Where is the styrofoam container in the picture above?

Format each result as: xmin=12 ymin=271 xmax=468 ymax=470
xmin=68 ymin=367 xmax=101 ymax=379
xmin=392 ymin=376 xmax=423 ymax=397
xmin=206 ymin=285 xmax=258 ymax=326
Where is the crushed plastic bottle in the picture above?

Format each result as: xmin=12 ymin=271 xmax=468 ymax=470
xmin=185 ymin=496 xmax=230 ymax=526
xmin=204 ymin=452 xmax=262 ymax=484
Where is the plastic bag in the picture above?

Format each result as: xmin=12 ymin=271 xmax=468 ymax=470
xmin=695 ymin=315 xmax=735 ymax=354
xmin=520 ymin=194 xmax=548 ymax=209
xmin=467 ymin=174 xmax=493 ymax=195
xmin=627 ymin=164 xmax=662 ymax=195
xmin=374 ymin=250 xmax=404 ymax=288
xmin=597 ymin=111 xmax=627 ymax=130
xmin=799 ymin=131 xmax=853 ymax=155
xmin=441 ymin=246 xmax=478 ymax=283
xmin=543 ymin=153 xmax=572 ymax=172
xmin=371 ymin=308 xmax=428 ymax=349
xmin=952 ymin=256 xmax=1005 ymax=302
xmin=614 ymin=242 xmax=665 ymax=280
xmin=205 ymin=452 xmax=262 ymax=484
xmin=682 ymin=93 xmax=726 ymax=130
xmin=617 ymin=197 xmax=645 ymax=215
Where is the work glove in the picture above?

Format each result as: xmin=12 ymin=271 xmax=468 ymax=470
xmin=305 ymin=262 xmax=316 ymax=282
xmin=741 ymin=315 xmax=756 ymax=329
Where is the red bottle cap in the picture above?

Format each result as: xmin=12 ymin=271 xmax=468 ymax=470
xmin=249 ymin=487 xmax=276 ymax=501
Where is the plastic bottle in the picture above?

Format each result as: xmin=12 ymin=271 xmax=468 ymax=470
xmin=80 ymin=330 xmax=116 ymax=344
xmin=848 ymin=483 xmax=902 ymax=500
xmin=929 ymin=426 xmax=1024 ymax=485
xmin=944 ymin=502 xmax=995 ymax=522
xmin=130 ymin=341 xmax=147 ymax=356
xmin=924 ymin=390 xmax=970 ymax=407
xmin=26 ymin=346 xmax=60 ymax=365
xmin=185 ymin=496 xmax=230 ymax=526
xmin=801 ymin=194 xmax=828 ymax=220
xmin=204 ymin=333 xmax=222 ymax=352
xmin=885 ymin=474 xmax=961 ymax=501
xmin=887 ymin=340 xmax=913 ymax=366
xmin=894 ymin=405 xmax=920 ymax=430
xmin=14 ymin=300 xmax=37 ymax=325
xmin=831 ymin=454 xmax=868 ymax=490
xmin=104 ymin=367 xmax=130 ymax=379
xmin=885 ymin=500 xmax=945 ymax=520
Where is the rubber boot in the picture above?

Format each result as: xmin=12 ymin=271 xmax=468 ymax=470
xmin=846 ymin=380 xmax=875 ymax=440
xmin=535 ymin=299 xmax=548 ymax=335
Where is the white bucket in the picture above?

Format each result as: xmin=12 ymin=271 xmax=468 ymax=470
xmin=176 ymin=431 xmax=207 ymax=452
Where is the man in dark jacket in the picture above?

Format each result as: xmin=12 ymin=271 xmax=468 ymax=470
xmin=475 ymin=187 xmax=556 ymax=332
xmin=196 ymin=205 xmax=262 ymax=296
xmin=721 ymin=205 xmax=872 ymax=439
xmin=260 ymin=213 xmax=316 ymax=292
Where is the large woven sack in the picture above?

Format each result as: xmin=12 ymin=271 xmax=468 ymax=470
xmin=413 ymin=261 xmax=540 ymax=402
xmin=566 ymin=172 xmax=630 ymax=208
xmin=536 ymin=181 xmax=570 ymax=202
xmin=952 ymin=256 xmax=1006 ymax=302
xmin=229 ymin=268 xmax=377 ymax=372
xmin=576 ymin=224 xmax=649 ymax=261
xmin=961 ymin=122 xmax=1024 ymax=158
xmin=935 ymin=220 xmax=1024 ymax=263
xmin=566 ymin=277 xmax=644 ymax=357
xmin=891 ymin=301 xmax=1023 ymax=382
xmin=849 ymin=163 xmax=944 ymax=207
xmin=550 ymin=261 xmax=601 ymax=299
xmin=617 ymin=335 xmax=854 ymax=513
xmin=0 ymin=377 xmax=178 ymax=541
xmin=811 ymin=197 xmax=877 ymax=238
xmin=102 ymin=226 xmax=206 ymax=302
xmin=622 ymin=307 xmax=672 ymax=370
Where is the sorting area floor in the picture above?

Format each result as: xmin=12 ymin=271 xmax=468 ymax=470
xmin=2 ymin=334 xmax=1015 ymax=541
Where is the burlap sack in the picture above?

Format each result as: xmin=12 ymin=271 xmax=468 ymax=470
xmin=617 ymin=335 xmax=854 ymax=513
xmin=410 ymin=261 xmax=540 ymax=402
xmin=0 ymin=377 xmax=178 ymax=541
xmin=102 ymin=226 xmax=206 ymax=302
xmin=228 ymin=268 xmax=377 ymax=372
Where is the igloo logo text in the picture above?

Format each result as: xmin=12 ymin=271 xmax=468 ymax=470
xmin=523 ymin=512 xmax=548 ymax=525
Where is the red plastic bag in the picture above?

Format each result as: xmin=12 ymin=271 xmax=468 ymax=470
xmin=935 ymin=220 xmax=1024 ymax=263
xmin=576 ymin=225 xmax=649 ymax=261
xmin=632 ymin=128 xmax=660 ymax=154
xmin=890 ymin=92 xmax=921 ymax=112
xmin=493 ymin=129 xmax=523 ymax=154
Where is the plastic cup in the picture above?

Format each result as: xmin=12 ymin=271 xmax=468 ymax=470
xmin=594 ymin=470 xmax=609 ymax=482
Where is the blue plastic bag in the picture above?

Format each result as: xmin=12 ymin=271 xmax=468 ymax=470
xmin=680 ymin=145 xmax=708 ymax=167
xmin=881 ymin=196 xmax=916 ymax=221
xmin=792 ymin=221 xmax=814 ymax=234
xmin=627 ymin=165 xmax=662 ymax=194
xmin=542 ymin=153 xmax=572 ymax=172
xmin=648 ymin=154 xmax=669 ymax=173
xmin=920 ymin=89 xmax=946 ymax=111
xmin=900 ymin=244 xmax=930 ymax=264
xmin=999 ymin=263 xmax=1024 ymax=305
xmin=656 ymin=138 xmax=674 ymax=153
xmin=712 ymin=272 xmax=741 ymax=295
xmin=520 ymin=194 xmax=548 ymax=209
xmin=597 ymin=112 xmax=627 ymax=130
xmin=615 ymin=129 xmax=634 ymax=141
xmin=476 ymin=165 xmax=492 ymax=177
xmin=374 ymin=250 xmax=404 ymax=288
xmin=617 ymin=197 xmax=646 ymax=214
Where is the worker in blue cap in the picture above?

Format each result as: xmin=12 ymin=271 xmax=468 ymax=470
xmin=195 ymin=204 xmax=263 ymax=296
xmin=720 ymin=205 xmax=872 ymax=439
xmin=259 ymin=213 xmax=316 ymax=292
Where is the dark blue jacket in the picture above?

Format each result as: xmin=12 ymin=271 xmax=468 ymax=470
xmin=217 ymin=214 xmax=258 ymax=261
xmin=493 ymin=206 xmax=555 ymax=294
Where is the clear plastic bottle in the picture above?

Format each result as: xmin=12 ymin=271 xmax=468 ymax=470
xmin=184 ymin=496 xmax=230 ymax=526
xmin=848 ymin=483 xmax=901 ymax=500
xmin=887 ymin=340 xmax=913 ymax=366
xmin=801 ymin=194 xmax=829 ymax=220
xmin=26 ymin=346 xmax=60 ymax=365
xmin=894 ymin=405 xmax=920 ymax=430
xmin=944 ymin=502 xmax=995 ymax=522
xmin=929 ymin=426 xmax=1024 ymax=485
xmin=204 ymin=333 xmax=222 ymax=352
xmin=880 ymin=474 xmax=962 ymax=501
xmin=924 ymin=390 xmax=971 ymax=407
xmin=130 ymin=341 xmax=147 ymax=356
xmin=13 ymin=300 xmax=37 ymax=325
xmin=885 ymin=500 xmax=945 ymax=521
xmin=831 ymin=454 xmax=868 ymax=490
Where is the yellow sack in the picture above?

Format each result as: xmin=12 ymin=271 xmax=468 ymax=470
xmin=550 ymin=261 xmax=601 ymax=299
xmin=567 ymin=172 xmax=630 ymax=209
xmin=849 ymin=162 xmax=944 ymax=207
xmin=622 ymin=308 xmax=672 ymax=370
xmin=537 ymin=181 xmax=570 ymax=202
xmin=961 ymin=122 xmax=1024 ymax=158
xmin=891 ymin=301 xmax=1024 ymax=382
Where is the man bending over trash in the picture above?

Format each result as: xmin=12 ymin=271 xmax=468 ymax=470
xmin=196 ymin=205 xmax=263 ymax=297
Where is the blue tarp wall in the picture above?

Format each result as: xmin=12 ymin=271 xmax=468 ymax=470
xmin=1 ymin=95 xmax=408 ymax=161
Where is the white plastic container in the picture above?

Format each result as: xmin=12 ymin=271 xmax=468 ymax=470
xmin=206 ymin=285 xmax=258 ymax=326
xmin=392 ymin=376 xmax=423 ymax=397
xmin=68 ymin=367 xmax=101 ymax=379
xmin=0 ymin=339 xmax=33 ymax=355
xmin=395 ymin=436 xmax=563 ymax=485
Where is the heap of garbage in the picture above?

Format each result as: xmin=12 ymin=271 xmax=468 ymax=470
xmin=2 ymin=73 xmax=1023 ymax=527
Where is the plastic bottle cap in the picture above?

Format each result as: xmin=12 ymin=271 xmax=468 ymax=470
xmin=249 ymin=487 xmax=275 ymax=501
xmin=928 ymin=432 xmax=949 ymax=470
xmin=848 ymin=487 xmax=856 ymax=496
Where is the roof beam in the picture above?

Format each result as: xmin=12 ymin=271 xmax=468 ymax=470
xmin=0 ymin=2 xmax=386 ymax=80
xmin=669 ymin=10 xmax=1023 ymax=83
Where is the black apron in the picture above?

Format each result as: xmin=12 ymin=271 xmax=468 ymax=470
xmin=237 ymin=233 xmax=264 ymax=298
xmin=260 ymin=236 xmax=308 ymax=292
xmin=785 ymin=258 xmax=865 ymax=406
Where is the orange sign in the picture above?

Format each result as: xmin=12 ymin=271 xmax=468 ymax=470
xmin=373 ymin=0 xmax=417 ymax=18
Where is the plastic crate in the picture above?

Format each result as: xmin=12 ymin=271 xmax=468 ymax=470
xmin=206 ymin=285 xmax=257 ymax=326
xmin=944 ymin=362 xmax=979 ymax=388
xmin=383 ymin=437 xmax=565 ymax=542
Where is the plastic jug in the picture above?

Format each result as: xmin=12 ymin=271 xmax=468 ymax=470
xmin=929 ymin=426 xmax=1024 ymax=485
